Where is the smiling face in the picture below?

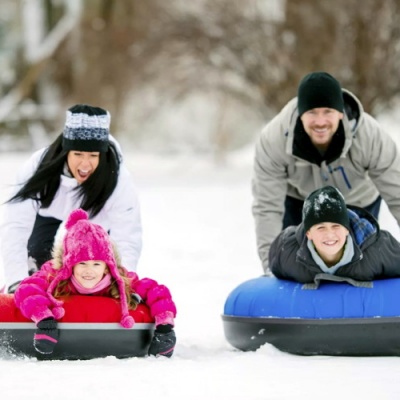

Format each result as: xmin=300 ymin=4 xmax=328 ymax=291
xmin=73 ymin=260 xmax=108 ymax=289
xmin=306 ymin=222 xmax=349 ymax=266
xmin=67 ymin=151 xmax=100 ymax=184
xmin=300 ymin=107 xmax=344 ymax=151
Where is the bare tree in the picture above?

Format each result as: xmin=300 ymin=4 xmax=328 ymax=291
xmin=0 ymin=0 xmax=81 ymax=120
xmin=2 ymin=0 xmax=400 ymax=151
xmin=51 ymin=0 xmax=192 ymax=135
xmin=283 ymin=0 xmax=400 ymax=114
xmin=0 ymin=0 xmax=81 ymax=148
xmin=130 ymin=0 xmax=400 ymax=116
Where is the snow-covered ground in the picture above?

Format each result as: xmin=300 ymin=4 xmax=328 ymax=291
xmin=1 ymin=149 xmax=400 ymax=400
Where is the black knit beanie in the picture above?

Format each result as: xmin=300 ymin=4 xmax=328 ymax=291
xmin=297 ymin=72 xmax=344 ymax=116
xmin=302 ymin=186 xmax=350 ymax=232
xmin=62 ymin=104 xmax=110 ymax=152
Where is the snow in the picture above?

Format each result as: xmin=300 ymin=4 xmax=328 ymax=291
xmin=1 ymin=149 xmax=400 ymax=399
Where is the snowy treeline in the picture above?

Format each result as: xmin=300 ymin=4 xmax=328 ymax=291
xmin=1 ymin=0 xmax=400 ymax=156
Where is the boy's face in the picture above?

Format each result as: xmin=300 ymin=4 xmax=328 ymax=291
xmin=306 ymin=222 xmax=349 ymax=262
xmin=300 ymin=107 xmax=344 ymax=151
xmin=73 ymin=260 xmax=108 ymax=289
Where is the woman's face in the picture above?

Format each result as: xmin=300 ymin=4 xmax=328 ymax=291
xmin=73 ymin=260 xmax=108 ymax=288
xmin=67 ymin=151 xmax=100 ymax=184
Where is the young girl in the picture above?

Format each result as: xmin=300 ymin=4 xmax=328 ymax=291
xmin=14 ymin=209 xmax=176 ymax=357
xmin=269 ymin=185 xmax=400 ymax=283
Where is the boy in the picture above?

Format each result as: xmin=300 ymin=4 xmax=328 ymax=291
xmin=269 ymin=186 xmax=400 ymax=283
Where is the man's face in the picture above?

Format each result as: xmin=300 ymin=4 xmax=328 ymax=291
xmin=300 ymin=108 xmax=344 ymax=150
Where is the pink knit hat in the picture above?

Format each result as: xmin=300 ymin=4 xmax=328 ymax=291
xmin=47 ymin=209 xmax=134 ymax=328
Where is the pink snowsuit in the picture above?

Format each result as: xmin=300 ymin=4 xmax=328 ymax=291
xmin=14 ymin=260 xmax=176 ymax=327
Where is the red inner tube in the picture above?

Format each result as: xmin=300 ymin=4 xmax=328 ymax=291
xmin=0 ymin=294 xmax=153 ymax=323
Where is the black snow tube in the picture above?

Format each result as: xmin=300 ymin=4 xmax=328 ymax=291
xmin=222 ymin=276 xmax=400 ymax=356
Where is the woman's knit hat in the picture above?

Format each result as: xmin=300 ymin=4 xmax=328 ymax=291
xmin=47 ymin=209 xmax=134 ymax=328
xmin=297 ymin=72 xmax=344 ymax=116
xmin=302 ymin=186 xmax=350 ymax=232
xmin=62 ymin=104 xmax=110 ymax=152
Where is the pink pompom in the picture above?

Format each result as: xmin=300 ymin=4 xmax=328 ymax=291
xmin=65 ymin=209 xmax=88 ymax=230
xmin=120 ymin=315 xmax=135 ymax=328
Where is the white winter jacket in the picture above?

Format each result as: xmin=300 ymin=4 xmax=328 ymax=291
xmin=0 ymin=142 xmax=142 ymax=286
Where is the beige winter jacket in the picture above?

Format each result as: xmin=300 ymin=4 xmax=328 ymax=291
xmin=252 ymin=89 xmax=400 ymax=272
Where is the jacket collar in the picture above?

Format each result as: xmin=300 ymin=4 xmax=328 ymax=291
xmin=292 ymin=118 xmax=345 ymax=166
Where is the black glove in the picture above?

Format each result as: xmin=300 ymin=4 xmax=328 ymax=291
xmin=33 ymin=318 xmax=59 ymax=355
xmin=7 ymin=281 xmax=22 ymax=294
xmin=148 ymin=324 xmax=176 ymax=358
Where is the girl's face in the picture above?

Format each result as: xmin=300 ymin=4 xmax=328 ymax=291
xmin=67 ymin=151 xmax=100 ymax=184
xmin=73 ymin=260 xmax=108 ymax=288
xmin=306 ymin=222 xmax=349 ymax=264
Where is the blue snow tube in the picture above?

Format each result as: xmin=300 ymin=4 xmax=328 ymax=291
xmin=222 ymin=276 xmax=400 ymax=356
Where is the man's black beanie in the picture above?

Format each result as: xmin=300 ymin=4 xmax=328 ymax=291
xmin=297 ymin=72 xmax=344 ymax=116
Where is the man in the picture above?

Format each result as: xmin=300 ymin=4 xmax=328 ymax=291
xmin=252 ymin=71 xmax=400 ymax=273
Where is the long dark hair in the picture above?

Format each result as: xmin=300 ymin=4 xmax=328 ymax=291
xmin=8 ymin=134 xmax=121 ymax=217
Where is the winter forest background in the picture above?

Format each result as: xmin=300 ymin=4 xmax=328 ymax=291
xmin=2 ymin=0 xmax=400 ymax=158
xmin=3 ymin=2 xmax=400 ymax=399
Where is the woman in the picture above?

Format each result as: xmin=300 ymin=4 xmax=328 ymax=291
xmin=0 ymin=104 xmax=142 ymax=292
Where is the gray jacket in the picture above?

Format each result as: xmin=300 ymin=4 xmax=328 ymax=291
xmin=252 ymin=89 xmax=400 ymax=272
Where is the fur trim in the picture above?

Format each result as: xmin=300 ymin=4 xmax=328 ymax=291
xmin=51 ymin=244 xmax=64 ymax=270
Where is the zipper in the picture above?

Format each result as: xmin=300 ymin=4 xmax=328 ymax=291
xmin=327 ymin=165 xmax=352 ymax=189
